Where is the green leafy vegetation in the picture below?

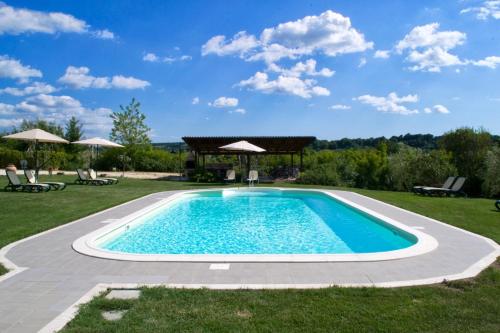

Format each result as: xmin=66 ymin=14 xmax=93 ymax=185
xmin=63 ymin=262 xmax=499 ymax=333
xmin=0 ymin=176 xmax=498 ymax=332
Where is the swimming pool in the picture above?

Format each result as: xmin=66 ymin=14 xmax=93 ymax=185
xmin=73 ymin=188 xmax=438 ymax=261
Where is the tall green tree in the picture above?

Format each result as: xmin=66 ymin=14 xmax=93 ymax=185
xmin=439 ymin=127 xmax=492 ymax=195
xmin=110 ymin=98 xmax=151 ymax=167
xmin=64 ymin=117 xmax=84 ymax=153
xmin=64 ymin=117 xmax=83 ymax=142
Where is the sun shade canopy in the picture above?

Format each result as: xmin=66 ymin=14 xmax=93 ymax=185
xmin=3 ymin=129 xmax=69 ymax=143
xmin=219 ymin=140 xmax=266 ymax=152
xmin=183 ymin=136 xmax=316 ymax=155
xmin=72 ymin=137 xmax=124 ymax=148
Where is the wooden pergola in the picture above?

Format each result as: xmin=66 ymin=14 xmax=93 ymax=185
xmin=182 ymin=136 xmax=316 ymax=171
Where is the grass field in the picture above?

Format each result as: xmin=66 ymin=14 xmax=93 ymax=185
xmin=1 ymin=175 xmax=499 ymax=332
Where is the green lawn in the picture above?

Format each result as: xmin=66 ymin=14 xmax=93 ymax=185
xmin=0 ymin=175 xmax=499 ymax=332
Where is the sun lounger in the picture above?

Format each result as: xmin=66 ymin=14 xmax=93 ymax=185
xmin=88 ymin=169 xmax=118 ymax=184
xmin=423 ymin=177 xmax=467 ymax=197
xmin=224 ymin=169 xmax=236 ymax=183
xmin=413 ymin=176 xmax=456 ymax=194
xmin=24 ymin=169 xmax=66 ymax=190
xmin=75 ymin=168 xmax=107 ymax=185
xmin=247 ymin=170 xmax=259 ymax=186
xmin=5 ymin=170 xmax=50 ymax=192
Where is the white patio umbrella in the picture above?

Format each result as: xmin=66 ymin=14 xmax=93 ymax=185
xmin=3 ymin=129 xmax=69 ymax=180
xmin=220 ymin=140 xmax=265 ymax=183
xmin=72 ymin=137 xmax=124 ymax=167
xmin=219 ymin=140 xmax=266 ymax=152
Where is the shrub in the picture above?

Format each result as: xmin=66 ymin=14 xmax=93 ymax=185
xmin=388 ymin=146 xmax=457 ymax=191
xmin=482 ymin=146 xmax=500 ymax=197
xmin=298 ymin=164 xmax=340 ymax=186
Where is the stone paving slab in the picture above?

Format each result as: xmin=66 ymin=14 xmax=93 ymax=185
xmin=0 ymin=189 xmax=498 ymax=333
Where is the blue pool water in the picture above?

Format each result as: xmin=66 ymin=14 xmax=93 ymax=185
xmin=100 ymin=189 xmax=416 ymax=255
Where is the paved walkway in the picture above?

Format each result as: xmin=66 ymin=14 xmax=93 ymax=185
xmin=0 ymin=190 xmax=498 ymax=333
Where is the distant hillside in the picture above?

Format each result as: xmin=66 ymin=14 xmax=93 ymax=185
xmin=154 ymin=133 xmax=499 ymax=152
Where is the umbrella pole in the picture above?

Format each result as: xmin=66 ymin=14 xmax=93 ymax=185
xmin=34 ymin=140 xmax=39 ymax=182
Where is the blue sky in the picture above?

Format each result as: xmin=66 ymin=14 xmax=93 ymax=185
xmin=0 ymin=0 xmax=499 ymax=141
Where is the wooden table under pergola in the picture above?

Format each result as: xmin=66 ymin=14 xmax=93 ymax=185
xmin=182 ymin=136 xmax=316 ymax=172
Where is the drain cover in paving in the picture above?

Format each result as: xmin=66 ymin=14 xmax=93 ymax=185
xmin=102 ymin=310 xmax=128 ymax=321
xmin=105 ymin=289 xmax=141 ymax=300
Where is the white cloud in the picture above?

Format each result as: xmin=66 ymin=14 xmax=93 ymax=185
xmin=143 ymin=53 xmax=159 ymax=62
xmin=202 ymin=31 xmax=259 ymax=57
xmin=58 ymin=66 xmax=150 ymax=90
xmin=192 ymin=97 xmax=200 ymax=105
xmin=209 ymin=97 xmax=239 ymax=108
xmin=111 ymin=75 xmax=150 ymax=89
xmin=433 ymin=104 xmax=450 ymax=114
xmin=374 ymin=50 xmax=390 ymax=59
xmin=470 ymin=56 xmax=500 ymax=68
xmin=2 ymin=93 xmax=113 ymax=135
xmin=0 ymin=82 xmax=56 ymax=96
xmin=329 ymin=104 xmax=351 ymax=110
xmin=0 ymin=3 xmax=114 ymax=39
xmin=0 ymin=117 xmax=22 ymax=127
xmin=424 ymin=107 xmax=432 ymax=114
xmin=355 ymin=92 xmax=419 ymax=115
xmin=257 ymin=10 xmax=373 ymax=62
xmin=267 ymin=59 xmax=334 ymax=78
xmin=0 ymin=55 xmax=42 ymax=82
xmin=461 ymin=1 xmax=500 ymax=20
xmin=93 ymin=29 xmax=115 ymax=40
xmin=231 ymin=108 xmax=246 ymax=114
xmin=202 ymin=10 xmax=372 ymax=63
xmin=143 ymin=52 xmax=192 ymax=63
xmin=0 ymin=102 xmax=16 ymax=115
xmin=406 ymin=47 xmax=463 ymax=72
xmin=358 ymin=57 xmax=367 ymax=68
xmin=237 ymin=71 xmax=330 ymax=99
xmin=395 ymin=23 xmax=466 ymax=72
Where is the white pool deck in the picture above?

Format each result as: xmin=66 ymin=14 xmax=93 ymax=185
xmin=0 ymin=189 xmax=498 ymax=333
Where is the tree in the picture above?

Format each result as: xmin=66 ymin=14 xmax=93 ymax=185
xmin=110 ymin=98 xmax=151 ymax=168
xmin=18 ymin=119 xmax=64 ymax=137
xmin=439 ymin=127 xmax=492 ymax=195
xmin=64 ymin=117 xmax=83 ymax=142
xmin=64 ymin=117 xmax=84 ymax=154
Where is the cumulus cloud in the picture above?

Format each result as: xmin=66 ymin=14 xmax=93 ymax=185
xmin=268 ymin=59 xmax=334 ymax=78
xmin=433 ymin=104 xmax=450 ymax=114
xmin=470 ymin=56 xmax=500 ymax=68
xmin=202 ymin=31 xmax=259 ymax=57
xmin=0 ymin=93 xmax=114 ymax=135
xmin=209 ymin=97 xmax=239 ymax=108
xmin=237 ymin=71 xmax=330 ymax=99
xmin=461 ymin=1 xmax=500 ymax=20
xmin=0 ymin=82 xmax=56 ymax=96
xmin=329 ymin=104 xmax=351 ymax=110
xmin=192 ymin=97 xmax=200 ymax=105
xmin=395 ymin=23 xmax=466 ymax=72
xmin=202 ymin=10 xmax=372 ymax=63
xmin=143 ymin=53 xmax=159 ymax=62
xmin=0 ymin=102 xmax=16 ymax=115
xmin=355 ymin=92 xmax=419 ymax=115
xmin=0 ymin=2 xmax=114 ymax=39
xmin=0 ymin=55 xmax=42 ymax=82
xmin=58 ymin=66 xmax=150 ymax=90
xmin=374 ymin=50 xmax=390 ymax=59
xmin=93 ymin=29 xmax=115 ymax=40
xmin=0 ymin=117 xmax=22 ymax=127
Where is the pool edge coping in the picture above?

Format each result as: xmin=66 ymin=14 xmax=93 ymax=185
xmin=71 ymin=187 xmax=440 ymax=262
